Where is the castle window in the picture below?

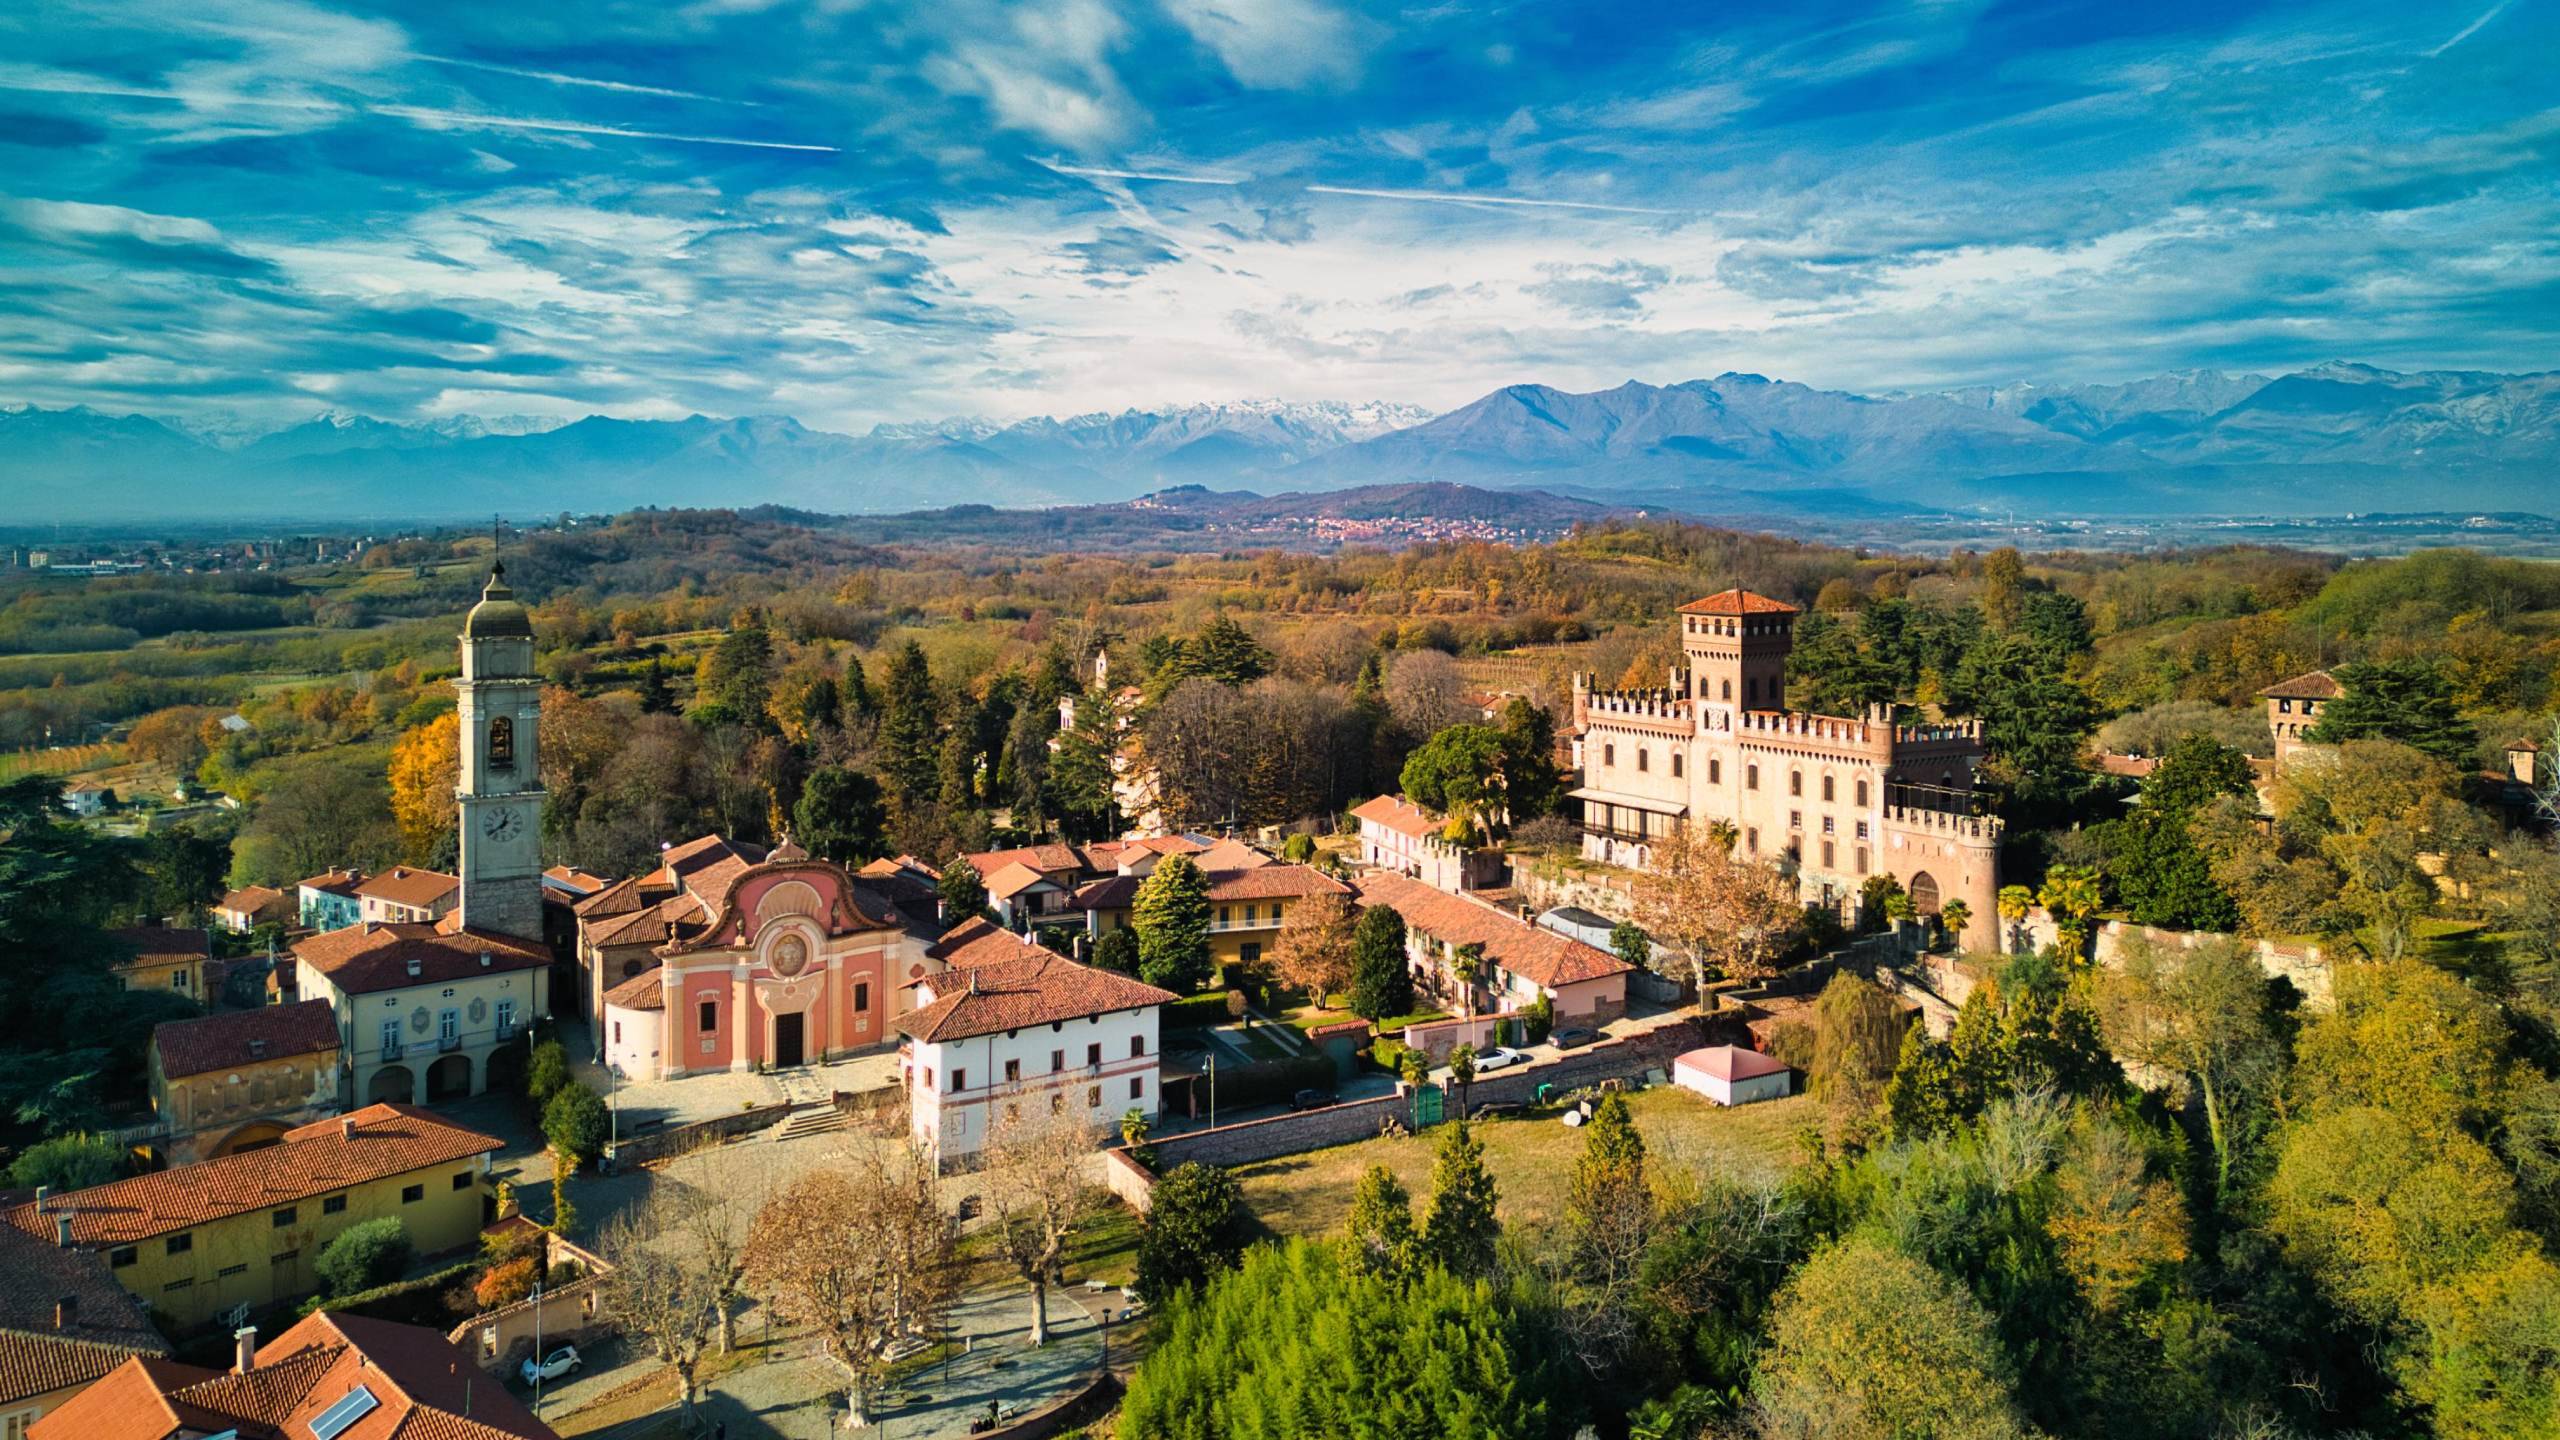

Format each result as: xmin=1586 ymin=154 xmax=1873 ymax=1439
xmin=1636 ymin=748 xmax=1648 ymax=773
xmin=1822 ymin=816 xmax=1835 ymax=835
xmin=1790 ymin=810 xmax=1802 ymax=830
xmin=1821 ymin=775 xmax=1835 ymax=802
xmin=1708 ymin=758 xmax=1721 ymax=784
xmin=1745 ymin=827 xmax=1759 ymax=852
xmin=1856 ymin=847 xmax=1869 ymax=874
xmin=1721 ymin=679 xmax=1732 ymax=701
xmin=1822 ymin=841 xmax=1835 ymax=868
xmin=1856 ymin=821 xmax=1870 ymax=840
xmin=1789 ymin=771 xmax=1802 ymax=797
xmin=1746 ymin=765 xmax=1759 ymax=790
xmin=488 ymin=714 xmax=514 ymax=770
xmin=1856 ymin=780 xmax=1869 ymax=807
xmin=1671 ymin=754 xmax=1683 ymax=778
xmin=1604 ymin=743 xmax=1615 ymax=767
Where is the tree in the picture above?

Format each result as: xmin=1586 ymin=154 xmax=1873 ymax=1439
xmin=983 ymin=1109 xmax=1099 ymax=1346
xmin=1092 ymin=926 xmax=1138 ymax=975
xmin=1752 ymin=1235 xmax=2029 ymax=1440
xmin=1349 ymin=903 xmax=1413 ymax=1020
xmin=746 ymin=1147 xmax=955 ymax=1427
xmin=132 ymin=827 xmax=228 ymax=927
xmin=1937 ymin=897 xmax=1973 ymax=950
xmin=2292 ymin=959 xmax=2512 ymax=1140
xmin=1945 ymin=632 xmax=2097 ymax=814
xmin=1419 ymin=1120 xmax=1501 ymax=1278
xmin=1399 ymin=724 xmax=1509 ymax=838
xmin=693 ymin=621 xmax=775 ymax=731
xmin=792 ymin=766 xmax=887 ymax=865
xmin=876 ymin=641 xmax=941 ymax=809
xmin=2037 ymin=865 xmax=2102 ymax=962
xmin=1496 ymin=698 xmax=1567 ymax=821
xmin=314 ymin=1217 xmax=413 ymax=1298
xmin=1566 ymin=1092 xmax=1650 ymax=1259
xmin=1133 ymin=853 xmax=1213 ymax=993
xmin=385 ymin=713 xmax=460 ymax=867
xmin=2265 ymin=1106 xmax=2527 ymax=1330
xmin=1344 ymin=1164 xmax=1418 ymax=1278
xmin=636 ymin=657 xmax=676 ymax=714
xmin=6 ymin=1132 xmax=123 ymax=1191
xmin=2098 ymin=937 xmax=2283 ymax=1198
xmin=128 ymin=705 xmax=221 ymax=778
xmin=1810 ymin=974 xmax=1909 ymax=1147
xmin=230 ymin=749 xmax=400 ymax=886
xmin=543 ymin=1082 xmax=609 ymax=1170
xmin=1632 ymin=822 xmax=1805 ymax=997
xmin=937 ymin=856 xmax=986 ymax=921
xmin=1608 ymin=920 xmax=1650 ymax=973
xmin=2307 ymin=659 xmax=2479 ymax=767
xmin=524 ymin=1039 xmax=571 ymax=1115
xmin=1135 ymin=1162 xmax=1251 ymax=1305
xmin=599 ymin=1179 xmax=727 ymax=1420
xmin=1267 ymin=891 xmax=1357 ymax=1004
xmin=1384 ymin=649 xmax=1477 ymax=741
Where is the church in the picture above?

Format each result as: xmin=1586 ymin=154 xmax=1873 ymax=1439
xmin=1570 ymin=589 xmax=2002 ymax=951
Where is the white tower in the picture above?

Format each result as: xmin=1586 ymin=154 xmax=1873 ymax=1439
xmin=455 ymin=561 xmax=544 ymax=942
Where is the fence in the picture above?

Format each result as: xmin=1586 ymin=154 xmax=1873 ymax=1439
xmin=606 ymin=1100 xmax=803 ymax=1167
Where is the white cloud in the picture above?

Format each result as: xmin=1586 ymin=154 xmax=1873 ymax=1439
xmin=1161 ymin=0 xmax=1363 ymax=89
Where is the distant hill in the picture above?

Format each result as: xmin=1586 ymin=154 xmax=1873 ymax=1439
xmin=5 ymin=363 xmax=2554 ymax=522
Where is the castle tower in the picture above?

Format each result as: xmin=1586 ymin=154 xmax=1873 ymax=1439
xmin=2257 ymin=669 xmax=2342 ymax=770
xmin=455 ymin=562 xmax=545 ymax=942
xmin=1678 ymin=588 xmax=1800 ymax=715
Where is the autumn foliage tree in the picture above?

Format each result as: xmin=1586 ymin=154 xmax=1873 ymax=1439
xmin=1632 ymin=822 xmax=1805 ymax=997
xmin=1267 ymin=890 xmax=1357 ymax=1005
xmin=386 ymin=711 xmax=459 ymax=866
xmin=745 ymin=1146 xmax=956 ymax=1427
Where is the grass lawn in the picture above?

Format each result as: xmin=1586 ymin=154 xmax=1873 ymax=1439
xmin=1231 ymin=1088 xmax=1816 ymax=1243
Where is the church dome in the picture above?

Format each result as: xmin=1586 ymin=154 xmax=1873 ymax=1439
xmin=463 ymin=561 xmax=534 ymax=640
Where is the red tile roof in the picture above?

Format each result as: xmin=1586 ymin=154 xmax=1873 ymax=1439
xmin=297 ymin=867 xmax=367 ymax=899
xmin=983 ymin=860 xmax=1066 ymax=901
xmin=602 ymin=967 xmax=665 ymax=1011
xmin=0 ymin=1221 xmax=167 ymax=1409
xmin=216 ymin=884 xmax=289 ymax=919
xmin=961 ymin=843 xmax=1088 ymax=878
xmin=2258 ymin=669 xmax=2344 ymax=701
xmin=33 ymin=1309 xmax=557 ymax=1440
xmin=354 ymin=866 xmax=459 ymax=910
xmin=108 ymin=927 xmax=207 ymax=968
xmin=1352 ymin=794 xmax=1440 ymax=840
xmin=924 ymin=917 xmax=1049 ymax=968
xmin=1675 ymin=1045 xmax=1791 ymax=1083
xmin=1350 ymin=871 xmax=1633 ymax=990
xmin=896 ymin=948 xmax=1175 ymax=1045
xmin=1072 ymin=863 xmax=1351 ymax=913
xmin=293 ymin=922 xmax=548 ymax=995
xmin=151 ymin=1000 xmax=340 ymax=1080
xmin=1677 ymin=588 xmax=1800 ymax=616
xmin=4 ymin=1104 xmax=499 ymax=1250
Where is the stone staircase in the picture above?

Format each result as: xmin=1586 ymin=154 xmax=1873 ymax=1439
xmin=769 ymin=1104 xmax=850 ymax=1143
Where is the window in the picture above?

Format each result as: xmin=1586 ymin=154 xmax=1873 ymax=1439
xmin=1789 ymin=770 xmax=1802 ymax=796
xmin=401 ymin=1184 xmax=424 ymax=1204
xmin=1855 ymin=780 xmax=1869 ymax=807
xmin=166 ymin=1233 xmax=191 ymax=1256
xmin=1004 ymin=1058 xmax=1021 ymax=1082
xmin=489 ymin=713 xmax=515 ymax=769
xmin=923 ymin=1067 xmax=935 ymax=1090
xmin=1822 ymin=816 xmax=1835 ymax=835
xmin=1720 ymin=678 xmax=1732 ymax=701
xmin=1709 ymin=758 xmax=1721 ymax=784
xmin=1130 ymin=1077 xmax=1145 ymax=1099
xmin=438 ymin=1009 xmax=459 ymax=1046
xmin=452 ymin=1171 xmax=474 ymax=1191
xmin=1131 ymin=1035 xmax=1146 ymax=1057
xmin=1086 ymin=1042 xmax=1102 ymax=1065
xmin=172 ymin=969 xmax=189 ymax=992
xmin=378 ymin=1019 xmax=400 ymax=1054
xmin=951 ymin=1068 xmax=966 ymax=1091
xmin=1217 ymin=906 xmax=1230 ymax=925
xmin=323 ymin=1195 xmax=347 ymax=1215
xmin=853 ymin=981 xmax=870 ymax=1013
xmin=110 ymin=1246 xmax=136 ymax=1269
xmin=612 ymin=1022 xmax=621 ymax=1044
xmin=1636 ymin=748 xmax=1648 ymax=773
xmin=1088 ymin=1085 xmax=1102 ymax=1108
xmin=217 ymin=1263 xmax=247 ymax=1279
xmin=1822 ymin=841 xmax=1836 ymax=868
xmin=495 ymin=999 xmax=516 ymax=1035
xmin=1240 ymin=941 xmax=1261 ymax=968
xmin=1746 ymin=827 xmax=1759 ymax=852
xmin=163 ymin=1279 xmax=192 ymax=1293
xmin=1856 ymin=847 xmax=1870 ymax=875
xmin=1746 ymin=765 xmax=1759 ymax=790
xmin=1050 ymin=1049 xmax=1064 ymax=1072
xmin=1603 ymin=743 xmax=1615 ymax=766
xmin=272 ymin=1248 xmax=300 ymax=1265
xmin=699 ymin=999 xmax=717 ymax=1034
xmin=1856 ymin=820 xmax=1870 ymax=840
xmin=1790 ymin=810 xmax=1802 ymax=830
xmin=272 ymin=1206 xmax=296 ymax=1228
xmin=1671 ymin=753 xmax=1683 ymax=778
xmin=1822 ymin=775 xmax=1835 ymax=802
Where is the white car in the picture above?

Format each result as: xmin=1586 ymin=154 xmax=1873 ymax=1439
xmin=520 ymin=1345 xmax=581 ymax=1385
xmin=1467 ymin=1046 xmax=1530 ymax=1073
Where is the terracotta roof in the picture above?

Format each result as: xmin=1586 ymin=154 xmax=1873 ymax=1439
xmin=983 ymin=860 xmax=1065 ymax=902
xmin=541 ymin=865 xmax=614 ymax=897
xmin=1677 ymin=588 xmax=1801 ymax=616
xmin=584 ymin=893 xmax=700 ymax=949
xmin=602 ymin=966 xmax=665 ymax=1011
xmin=2097 ymin=753 xmax=2161 ymax=779
xmin=0 ymin=1222 xmax=167 ymax=1409
xmin=657 ymin=859 xmax=897 ymax=956
xmin=662 ymin=833 xmax=767 ymax=880
xmin=217 ymin=884 xmax=288 ymax=917
xmin=34 ymin=1309 xmax=557 ymax=1440
xmin=4 ymin=1104 xmax=499 ymax=1249
xmin=108 ymin=926 xmax=207 ymax=968
xmin=297 ymin=867 xmax=367 ymax=899
xmin=1072 ymin=864 xmax=1350 ymax=913
xmin=859 ymin=855 xmax=941 ymax=881
xmin=896 ymin=949 xmax=1175 ymax=1044
xmin=293 ymin=922 xmax=548 ymax=995
xmin=1675 ymin=1045 xmax=1791 ymax=1083
xmin=1191 ymin=838 xmax=1271 ymax=871
xmin=2258 ymin=669 xmax=2344 ymax=701
xmin=961 ymin=843 xmax=1087 ymax=878
xmin=354 ymin=866 xmax=458 ymax=910
xmin=152 ymin=1000 xmax=339 ymax=1080
xmin=924 ymin=917 xmax=1049 ymax=968
xmin=1350 ymin=871 xmax=1633 ymax=990
xmin=1352 ymin=794 xmax=1440 ymax=840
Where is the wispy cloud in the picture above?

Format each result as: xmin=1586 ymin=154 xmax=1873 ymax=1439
xmin=2425 ymin=1 xmax=2513 ymax=57
xmin=413 ymin=55 xmax=756 ymax=104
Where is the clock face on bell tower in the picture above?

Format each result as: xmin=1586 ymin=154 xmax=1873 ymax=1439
xmin=455 ymin=562 xmax=546 ymax=943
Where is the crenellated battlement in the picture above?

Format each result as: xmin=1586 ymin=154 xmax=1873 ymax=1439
xmin=1737 ymin=709 xmax=1876 ymax=744
xmin=1580 ymin=689 xmax=1692 ymax=722
xmin=1883 ymin=804 xmax=2003 ymax=842
xmin=1892 ymin=718 xmax=1985 ymax=747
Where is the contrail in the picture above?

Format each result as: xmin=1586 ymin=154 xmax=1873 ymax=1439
xmin=415 ymin=55 xmax=754 ymax=105
xmin=2426 ymin=0 xmax=2512 ymax=56
xmin=1046 ymin=161 xmax=1674 ymax=214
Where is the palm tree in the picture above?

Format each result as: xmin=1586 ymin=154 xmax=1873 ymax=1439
xmin=1937 ymin=898 xmax=1973 ymax=952
xmin=2037 ymin=866 xmax=2103 ymax=963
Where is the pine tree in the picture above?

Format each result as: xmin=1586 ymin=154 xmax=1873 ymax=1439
xmin=2307 ymin=659 xmax=2479 ymax=767
xmin=1344 ymin=1164 xmax=1417 ymax=1278
xmin=1419 ymin=1121 xmax=1500 ymax=1278
xmin=1566 ymin=1092 xmax=1649 ymax=1255
xmin=637 ymin=657 xmax=676 ymax=715
xmin=876 ymin=642 xmax=940 ymax=808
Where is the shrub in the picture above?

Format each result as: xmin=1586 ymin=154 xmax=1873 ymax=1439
xmin=316 ymin=1218 xmax=414 ymax=1298
xmin=544 ymin=1082 xmax=610 ymax=1169
xmin=524 ymin=1039 xmax=571 ymax=1113
xmin=474 ymin=1255 xmax=537 ymax=1311
xmin=7 ymin=1133 xmax=125 ymax=1192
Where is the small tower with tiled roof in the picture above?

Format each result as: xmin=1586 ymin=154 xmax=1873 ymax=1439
xmin=2258 ymin=668 xmax=2343 ymax=769
xmin=1679 ymin=588 xmax=1801 ymax=716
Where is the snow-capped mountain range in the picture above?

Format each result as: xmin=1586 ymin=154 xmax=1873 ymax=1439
xmin=4 ymin=364 xmax=2554 ymax=523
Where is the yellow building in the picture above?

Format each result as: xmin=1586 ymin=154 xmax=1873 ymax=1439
xmin=106 ymin=926 xmax=208 ymax=1001
xmin=1069 ymin=858 xmax=1352 ymax=973
xmin=4 ymin=1103 xmax=500 ymax=1333
xmin=143 ymin=1000 xmax=343 ymax=1166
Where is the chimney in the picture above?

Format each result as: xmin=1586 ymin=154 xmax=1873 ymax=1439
xmin=234 ymin=1325 xmax=257 ymax=1374
xmin=53 ymin=1216 xmax=71 ymax=1248
xmin=52 ymin=1294 xmax=75 ymax=1331
xmin=341 ymin=1116 xmax=356 ymax=1139
xmin=967 ymin=969 xmax=980 ymax=996
xmin=33 ymin=1185 xmax=46 ymax=1213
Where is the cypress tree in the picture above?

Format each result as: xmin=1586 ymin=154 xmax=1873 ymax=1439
xmin=1420 ymin=1121 xmax=1501 ymax=1278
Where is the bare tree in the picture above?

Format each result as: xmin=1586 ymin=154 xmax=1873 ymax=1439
xmin=1267 ymin=890 xmax=1358 ymax=1004
xmin=1386 ymin=650 xmax=1477 ymax=739
xmin=676 ymin=1141 xmax=773 ymax=1355
xmin=981 ymin=1108 xmax=1101 ymax=1346
xmin=745 ymin=1143 xmax=958 ymax=1427
xmin=597 ymin=1181 xmax=726 ymax=1421
xmin=1632 ymin=822 xmax=1805 ymax=998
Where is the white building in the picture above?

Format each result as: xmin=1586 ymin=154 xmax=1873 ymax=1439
xmin=894 ymin=922 xmax=1174 ymax=1169
xmin=1349 ymin=794 xmax=1504 ymax=893
xmin=1673 ymin=1045 xmax=1793 ymax=1107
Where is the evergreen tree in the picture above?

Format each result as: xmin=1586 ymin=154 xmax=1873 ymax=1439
xmin=792 ymin=766 xmax=888 ymax=864
xmin=937 ymin=856 xmax=986 ymax=920
xmin=1608 ymin=920 xmax=1651 ymax=973
xmin=637 ymin=657 xmax=676 ymax=715
xmin=1494 ymin=698 xmax=1566 ymax=821
xmin=2307 ymin=659 xmax=2480 ymax=767
xmin=1181 ymin=615 xmax=1273 ymax=687
xmin=1092 ymin=926 xmax=1138 ymax=975
xmin=1566 ymin=1092 xmax=1649 ymax=1254
xmin=876 ymin=641 xmax=940 ymax=808
xmin=1420 ymin=1121 xmax=1501 ymax=1278
xmin=1002 ymin=698 xmax=1052 ymax=825
xmin=2099 ymin=734 xmax=2251 ymax=930
xmin=694 ymin=622 xmax=775 ymax=731
xmin=1344 ymin=1164 xmax=1417 ymax=1278
xmin=838 ymin=654 xmax=874 ymax=723
xmin=1133 ymin=1162 xmax=1251 ymax=1305
xmin=1133 ymin=854 xmax=1213 ymax=992
xmin=1349 ymin=903 xmax=1413 ymax=1020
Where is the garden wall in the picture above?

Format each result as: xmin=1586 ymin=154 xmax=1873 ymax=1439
xmin=448 ymin=1234 xmax=614 ymax=1375
xmin=2004 ymin=911 xmax=2333 ymax=1010
xmin=605 ymin=1100 xmax=803 ymax=1167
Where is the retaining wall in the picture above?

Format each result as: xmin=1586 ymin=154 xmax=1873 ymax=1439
xmin=606 ymin=1100 xmax=803 ymax=1167
xmin=2005 ymin=911 xmax=2333 ymax=1010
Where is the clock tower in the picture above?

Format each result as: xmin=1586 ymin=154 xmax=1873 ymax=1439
xmin=455 ymin=561 xmax=544 ymax=942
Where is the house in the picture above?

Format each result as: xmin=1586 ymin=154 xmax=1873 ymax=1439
xmin=984 ymin=860 xmax=1075 ymax=928
xmin=297 ymin=867 xmax=367 ymax=932
xmin=895 ymin=925 xmax=1174 ymax=1169
xmin=1350 ymin=870 xmax=1633 ymax=1023
xmin=1068 ymin=860 xmax=1352 ymax=975
xmin=2259 ymin=669 xmax=2343 ymax=768
xmin=32 ymin=1308 xmax=557 ymax=1439
xmin=61 ymin=784 xmax=108 ymax=818
xmin=1571 ymin=589 xmax=2002 ymax=949
xmin=212 ymin=884 xmax=292 ymax=933
xmin=145 ymin=1000 xmax=343 ymax=1166
xmin=292 ymin=923 xmax=550 ymax=1107
xmin=355 ymin=866 xmax=459 ymax=925
xmin=0 ymin=1220 xmax=168 ymax=1435
xmin=5 ymin=1104 xmax=500 ymax=1333
xmin=1673 ymin=1045 xmax=1793 ymax=1106
xmin=1350 ymin=794 xmax=1505 ymax=893
xmin=106 ymin=926 xmax=208 ymax=1000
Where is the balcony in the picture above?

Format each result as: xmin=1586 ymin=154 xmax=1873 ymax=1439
xmin=437 ymin=1033 xmax=464 ymax=1053
xmin=493 ymin=1022 xmax=520 ymax=1043
xmin=379 ymin=1042 xmax=404 ymax=1062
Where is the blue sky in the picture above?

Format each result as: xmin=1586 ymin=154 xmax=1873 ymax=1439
xmin=1 ymin=0 xmax=2553 ymax=430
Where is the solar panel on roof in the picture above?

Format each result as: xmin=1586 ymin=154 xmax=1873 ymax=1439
xmin=308 ymin=1383 xmax=379 ymax=1439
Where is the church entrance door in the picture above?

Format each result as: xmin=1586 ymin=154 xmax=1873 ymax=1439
xmin=774 ymin=1012 xmax=804 ymax=1068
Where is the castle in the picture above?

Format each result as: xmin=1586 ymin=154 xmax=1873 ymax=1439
xmin=1569 ymin=589 xmax=2001 ymax=951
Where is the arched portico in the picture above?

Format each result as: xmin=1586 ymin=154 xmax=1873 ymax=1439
xmin=426 ymin=1053 xmax=474 ymax=1101
xmin=367 ymin=1064 xmax=417 ymax=1106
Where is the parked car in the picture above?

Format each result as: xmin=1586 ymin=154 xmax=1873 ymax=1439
xmin=1470 ymin=1046 xmax=1530 ymax=1073
xmin=1290 ymin=1088 xmax=1336 ymax=1111
xmin=520 ymin=1345 xmax=581 ymax=1385
xmin=1550 ymin=1027 xmax=1598 ymax=1050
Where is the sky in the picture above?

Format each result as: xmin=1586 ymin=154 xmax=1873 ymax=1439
xmin=0 ymin=0 xmax=2554 ymax=432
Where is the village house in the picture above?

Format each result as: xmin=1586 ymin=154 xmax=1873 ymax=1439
xmin=211 ymin=883 xmax=292 ymax=933
xmin=5 ymin=1104 xmax=499 ymax=1333
xmin=355 ymin=866 xmax=459 ymax=925
xmin=143 ymin=1000 xmax=343 ymax=1166
xmin=1571 ymin=589 xmax=2002 ymax=949
xmin=1351 ymin=870 xmax=1634 ymax=1024
xmin=2259 ymin=669 xmax=2342 ymax=768
xmin=60 ymin=783 xmax=108 ymax=819
xmin=1069 ymin=851 xmax=1351 ymax=974
xmin=572 ymin=834 xmax=771 ymax=1026
xmin=106 ymin=925 xmax=207 ymax=999
xmin=0 ymin=1221 xmax=168 ymax=1436
xmin=1350 ymin=793 xmax=1505 ymax=893
xmin=895 ymin=922 xmax=1174 ymax=1169
xmin=33 ymin=1309 xmax=556 ymax=1440
xmin=297 ymin=866 xmax=366 ymax=931
xmin=292 ymin=924 xmax=549 ymax=1107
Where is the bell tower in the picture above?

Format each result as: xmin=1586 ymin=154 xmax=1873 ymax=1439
xmin=455 ymin=561 xmax=544 ymax=942
xmin=1680 ymin=588 xmax=1800 ymax=716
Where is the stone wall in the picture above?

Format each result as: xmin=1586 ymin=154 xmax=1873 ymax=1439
xmin=2005 ymin=911 xmax=2333 ymax=1010
xmin=1512 ymin=859 xmax=1638 ymax=925
xmin=449 ymin=1234 xmax=613 ymax=1375
xmin=606 ymin=1099 xmax=802 ymax=1167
